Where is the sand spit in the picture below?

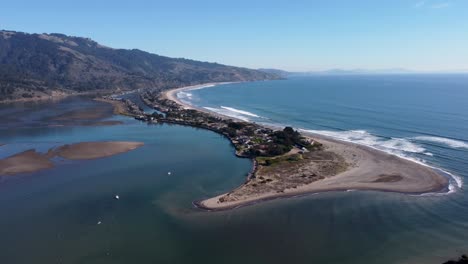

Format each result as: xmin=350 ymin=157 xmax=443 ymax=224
xmin=160 ymin=84 xmax=450 ymax=211
xmin=0 ymin=141 xmax=144 ymax=176
xmin=198 ymin=135 xmax=448 ymax=210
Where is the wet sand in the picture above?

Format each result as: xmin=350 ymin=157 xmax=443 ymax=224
xmin=0 ymin=150 xmax=54 ymax=175
xmin=163 ymin=82 xmax=241 ymax=121
xmin=54 ymin=141 xmax=144 ymax=160
xmin=0 ymin=141 xmax=144 ymax=176
xmin=162 ymin=85 xmax=450 ymax=211
xmin=46 ymin=101 xmax=123 ymax=126
xmin=94 ymin=98 xmax=132 ymax=116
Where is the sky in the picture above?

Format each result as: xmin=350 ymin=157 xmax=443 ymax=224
xmin=1 ymin=0 xmax=467 ymax=72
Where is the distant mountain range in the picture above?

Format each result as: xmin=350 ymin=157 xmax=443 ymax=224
xmin=258 ymin=68 xmax=467 ymax=76
xmin=0 ymin=30 xmax=279 ymax=101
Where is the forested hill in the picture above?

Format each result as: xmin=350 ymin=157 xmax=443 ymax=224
xmin=0 ymin=30 xmax=279 ymax=101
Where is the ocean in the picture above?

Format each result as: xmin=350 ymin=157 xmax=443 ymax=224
xmin=1 ymin=75 xmax=468 ymax=263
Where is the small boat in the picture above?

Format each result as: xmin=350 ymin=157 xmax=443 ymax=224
xmin=115 ymin=195 xmax=120 ymax=200
xmin=167 ymin=172 xmax=172 ymax=175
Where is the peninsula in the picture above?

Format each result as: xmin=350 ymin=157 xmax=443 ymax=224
xmin=120 ymin=83 xmax=450 ymax=211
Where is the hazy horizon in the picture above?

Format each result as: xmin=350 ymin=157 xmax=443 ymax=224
xmin=2 ymin=0 xmax=467 ymax=72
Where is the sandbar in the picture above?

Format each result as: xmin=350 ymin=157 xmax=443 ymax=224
xmin=53 ymin=141 xmax=144 ymax=160
xmin=0 ymin=141 xmax=144 ymax=176
xmin=0 ymin=150 xmax=54 ymax=175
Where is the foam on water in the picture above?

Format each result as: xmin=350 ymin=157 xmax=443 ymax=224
xmin=299 ymin=129 xmax=463 ymax=193
xmin=202 ymin=106 xmax=265 ymax=122
xmin=220 ymin=106 xmax=261 ymax=118
xmin=301 ymin=129 xmax=428 ymax=155
xmin=202 ymin=107 xmax=250 ymax=122
xmin=188 ymin=84 xmax=215 ymax=91
xmin=413 ymin=136 xmax=468 ymax=149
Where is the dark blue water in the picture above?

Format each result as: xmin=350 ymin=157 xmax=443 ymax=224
xmin=186 ymin=75 xmax=468 ymax=190
xmin=1 ymin=75 xmax=468 ymax=263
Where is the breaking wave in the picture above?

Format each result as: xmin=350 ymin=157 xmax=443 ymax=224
xmin=413 ymin=136 xmax=468 ymax=149
xmin=203 ymin=107 xmax=250 ymax=122
xmin=220 ymin=106 xmax=261 ymax=118
xmin=202 ymin=106 xmax=264 ymax=122
xmin=188 ymin=84 xmax=215 ymax=91
xmin=300 ymin=129 xmax=429 ymax=156
xmin=299 ymin=129 xmax=462 ymax=192
xmin=176 ymin=91 xmax=194 ymax=102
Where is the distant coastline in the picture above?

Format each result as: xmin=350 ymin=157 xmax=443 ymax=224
xmin=155 ymin=83 xmax=450 ymax=211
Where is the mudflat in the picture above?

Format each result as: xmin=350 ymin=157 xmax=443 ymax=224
xmin=0 ymin=141 xmax=144 ymax=176
xmin=54 ymin=141 xmax=144 ymax=160
xmin=0 ymin=150 xmax=54 ymax=175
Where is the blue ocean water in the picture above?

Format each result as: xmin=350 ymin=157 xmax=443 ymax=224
xmin=184 ymin=75 xmax=468 ymax=190
xmin=1 ymin=75 xmax=468 ymax=263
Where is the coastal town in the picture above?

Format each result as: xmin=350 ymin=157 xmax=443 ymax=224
xmin=102 ymin=90 xmax=322 ymax=159
xmin=97 ymin=89 xmax=359 ymax=209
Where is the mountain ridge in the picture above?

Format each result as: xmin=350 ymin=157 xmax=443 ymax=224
xmin=0 ymin=30 xmax=279 ymax=101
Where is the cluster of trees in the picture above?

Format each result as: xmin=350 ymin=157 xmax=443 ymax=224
xmin=272 ymin=127 xmax=310 ymax=147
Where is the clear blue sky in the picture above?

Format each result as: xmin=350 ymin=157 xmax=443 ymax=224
xmin=2 ymin=0 xmax=467 ymax=72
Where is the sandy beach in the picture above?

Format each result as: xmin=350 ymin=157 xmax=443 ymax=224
xmin=198 ymin=134 xmax=448 ymax=210
xmin=162 ymin=84 xmax=450 ymax=211
xmin=0 ymin=141 xmax=144 ymax=176
xmin=162 ymin=82 xmax=244 ymax=121
xmin=163 ymin=83 xmax=230 ymax=110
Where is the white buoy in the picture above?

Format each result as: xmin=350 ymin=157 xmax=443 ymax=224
xmin=115 ymin=195 xmax=120 ymax=200
xmin=167 ymin=172 xmax=172 ymax=175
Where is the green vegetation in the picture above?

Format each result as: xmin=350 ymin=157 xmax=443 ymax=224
xmin=257 ymin=153 xmax=303 ymax=166
xmin=0 ymin=30 xmax=279 ymax=101
xmin=142 ymin=93 xmax=316 ymax=159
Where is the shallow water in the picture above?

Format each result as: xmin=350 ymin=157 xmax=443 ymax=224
xmin=1 ymin=75 xmax=468 ymax=263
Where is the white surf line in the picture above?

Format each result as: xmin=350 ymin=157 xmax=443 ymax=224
xmin=413 ymin=136 xmax=468 ymax=149
xmin=220 ymin=106 xmax=261 ymax=118
xmin=299 ymin=129 xmax=463 ymax=194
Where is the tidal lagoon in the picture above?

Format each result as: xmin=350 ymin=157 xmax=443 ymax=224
xmin=1 ymin=75 xmax=468 ymax=263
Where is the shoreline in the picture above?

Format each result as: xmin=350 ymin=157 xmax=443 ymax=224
xmin=159 ymin=83 xmax=451 ymax=211
xmin=162 ymin=82 xmax=245 ymax=121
